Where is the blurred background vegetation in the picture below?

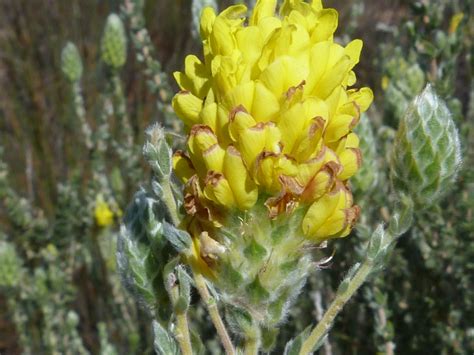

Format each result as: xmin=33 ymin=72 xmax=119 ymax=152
xmin=0 ymin=0 xmax=472 ymax=354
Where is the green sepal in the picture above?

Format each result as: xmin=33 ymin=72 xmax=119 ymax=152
xmin=244 ymin=239 xmax=267 ymax=262
xmin=246 ymin=276 xmax=270 ymax=305
xmin=219 ymin=262 xmax=244 ymax=290
xmin=225 ymin=305 xmax=255 ymax=337
xmin=261 ymin=327 xmax=279 ymax=352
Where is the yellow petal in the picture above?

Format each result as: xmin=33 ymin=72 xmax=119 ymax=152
xmin=203 ymin=172 xmax=236 ymax=207
xmin=306 ymin=41 xmax=331 ymax=94
xmin=210 ymin=17 xmax=236 ymax=56
xmin=222 ymin=81 xmax=255 ymax=112
xmin=254 ymin=152 xmax=279 ymax=192
xmin=259 ymin=56 xmax=308 ymax=98
xmin=250 ymin=0 xmax=277 ymax=26
xmin=202 ymin=144 xmax=226 ymax=172
xmin=348 ymin=87 xmax=374 ymax=113
xmin=224 ymin=146 xmax=258 ymax=210
xmin=337 ymin=147 xmax=362 ymax=180
xmin=344 ymin=39 xmax=363 ymax=68
xmin=311 ymin=0 xmax=323 ymax=11
xmin=252 ymin=81 xmax=280 ymax=122
xmin=293 ymin=116 xmax=325 ymax=161
xmin=172 ymin=92 xmax=203 ymax=127
xmin=311 ymin=9 xmax=338 ymax=43
xmin=183 ymin=55 xmax=210 ymax=98
xmin=278 ymin=102 xmax=307 ymax=154
xmin=199 ymin=102 xmax=218 ymax=133
xmin=200 ymin=7 xmax=217 ymax=39
xmin=303 ymin=182 xmax=354 ymax=239
xmin=324 ymin=113 xmax=356 ymax=143
xmin=301 ymin=162 xmax=338 ymax=201
xmin=235 ymin=28 xmax=263 ymax=83
xmin=173 ymin=151 xmax=196 ymax=183
xmin=188 ymin=125 xmax=218 ymax=154
xmin=316 ymin=56 xmax=351 ymax=99
xmin=228 ymin=106 xmax=256 ymax=141
xmin=238 ymin=123 xmax=267 ymax=167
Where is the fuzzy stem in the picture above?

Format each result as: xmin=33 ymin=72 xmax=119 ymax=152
xmin=175 ymin=312 xmax=193 ymax=355
xmin=193 ymin=272 xmax=235 ymax=355
xmin=168 ymin=279 xmax=193 ymax=355
xmin=110 ymin=74 xmax=133 ymax=148
xmin=299 ymin=260 xmax=374 ymax=355
xmin=299 ymin=199 xmax=413 ymax=354
xmin=72 ymin=82 xmax=93 ymax=151
xmin=244 ymin=337 xmax=259 ymax=355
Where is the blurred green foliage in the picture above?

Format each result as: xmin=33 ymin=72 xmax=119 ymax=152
xmin=0 ymin=0 xmax=472 ymax=354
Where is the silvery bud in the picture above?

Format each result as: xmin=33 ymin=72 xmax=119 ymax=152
xmin=61 ymin=42 xmax=83 ymax=82
xmin=101 ymin=14 xmax=127 ymax=69
xmin=391 ymin=84 xmax=462 ymax=206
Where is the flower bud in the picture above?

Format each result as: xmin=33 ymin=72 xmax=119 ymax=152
xmin=61 ymin=42 xmax=83 ymax=82
xmin=101 ymin=14 xmax=127 ymax=69
xmin=391 ymin=84 xmax=462 ymax=206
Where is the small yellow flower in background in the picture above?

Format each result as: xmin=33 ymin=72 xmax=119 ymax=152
xmin=381 ymin=75 xmax=389 ymax=90
xmin=449 ymin=13 xmax=464 ymax=35
xmin=172 ymin=0 xmax=373 ymax=262
xmin=94 ymin=194 xmax=114 ymax=227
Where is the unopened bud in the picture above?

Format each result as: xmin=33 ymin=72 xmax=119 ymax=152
xmin=101 ymin=14 xmax=127 ymax=69
xmin=61 ymin=42 xmax=83 ymax=82
xmin=391 ymin=84 xmax=462 ymax=206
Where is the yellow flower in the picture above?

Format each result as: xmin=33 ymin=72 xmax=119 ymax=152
xmin=172 ymin=0 xmax=373 ymax=243
xmin=94 ymin=195 xmax=114 ymax=227
xmin=381 ymin=76 xmax=389 ymax=90
xmin=449 ymin=13 xmax=464 ymax=34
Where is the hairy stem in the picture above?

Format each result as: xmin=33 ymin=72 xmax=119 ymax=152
xmin=193 ymin=272 xmax=235 ymax=355
xmin=244 ymin=337 xmax=259 ymax=355
xmin=299 ymin=260 xmax=374 ymax=354
xmin=299 ymin=199 xmax=413 ymax=354
xmin=175 ymin=312 xmax=193 ymax=355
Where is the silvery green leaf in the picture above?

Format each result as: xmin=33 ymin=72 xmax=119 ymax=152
xmin=144 ymin=124 xmax=172 ymax=179
xmin=117 ymin=190 xmax=170 ymax=314
xmin=152 ymin=321 xmax=179 ymax=355
xmin=337 ymin=263 xmax=361 ymax=295
xmin=283 ymin=326 xmax=313 ymax=355
xmin=367 ymin=224 xmax=385 ymax=260
xmin=190 ymin=329 xmax=205 ymax=355
xmin=177 ymin=265 xmax=192 ymax=311
xmin=163 ymin=221 xmax=192 ymax=252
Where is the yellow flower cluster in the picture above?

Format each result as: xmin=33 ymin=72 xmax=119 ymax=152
xmin=172 ymin=0 xmax=373 ymax=241
xmin=94 ymin=195 xmax=114 ymax=227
